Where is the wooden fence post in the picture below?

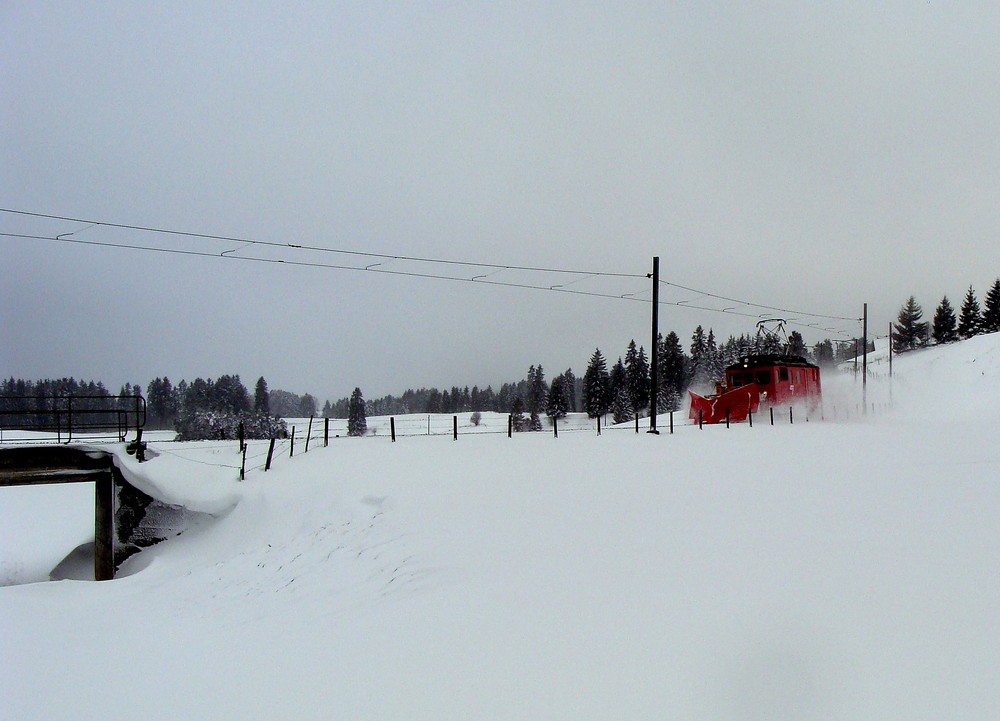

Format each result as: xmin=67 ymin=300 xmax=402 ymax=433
xmin=725 ymin=409 xmax=730 ymax=428
xmin=508 ymin=414 xmax=512 ymax=438
xmin=240 ymin=444 xmax=247 ymax=481
xmin=324 ymin=417 xmax=329 ymax=447
xmin=699 ymin=409 xmax=703 ymax=429
xmin=597 ymin=414 xmax=601 ymax=436
xmin=305 ymin=416 xmax=313 ymax=453
xmin=453 ymin=415 xmax=458 ymax=440
xmin=390 ymin=417 xmax=396 ymax=442
xmin=770 ymin=408 xmax=774 ymax=426
xmin=553 ymin=415 xmax=558 ymax=438
xmin=789 ymin=406 xmax=794 ymax=424
xmin=265 ymin=438 xmax=276 ymax=471
xmin=290 ymin=426 xmax=295 ymax=457
xmin=669 ymin=410 xmax=674 ymax=434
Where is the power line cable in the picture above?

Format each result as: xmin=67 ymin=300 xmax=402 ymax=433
xmin=0 ymin=207 xmax=643 ymax=279
xmin=658 ymin=278 xmax=858 ymax=322
xmin=0 ymin=230 xmax=651 ymax=304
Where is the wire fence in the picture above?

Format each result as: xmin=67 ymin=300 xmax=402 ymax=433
xmin=2 ymin=375 xmax=886 ymax=483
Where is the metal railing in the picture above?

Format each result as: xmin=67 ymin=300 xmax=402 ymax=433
xmin=0 ymin=395 xmax=146 ymax=443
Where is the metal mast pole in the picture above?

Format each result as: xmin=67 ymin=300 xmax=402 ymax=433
xmin=862 ymin=303 xmax=868 ymax=413
xmin=648 ymin=256 xmax=660 ymax=434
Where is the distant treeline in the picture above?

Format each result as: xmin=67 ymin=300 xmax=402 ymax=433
xmin=3 ymin=317 xmax=887 ymax=432
xmin=0 ymin=378 xmax=142 ymax=426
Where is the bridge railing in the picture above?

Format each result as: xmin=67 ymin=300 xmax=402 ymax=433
xmin=0 ymin=395 xmax=146 ymax=443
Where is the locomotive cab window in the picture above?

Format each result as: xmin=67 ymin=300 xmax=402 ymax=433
xmin=754 ymin=370 xmax=771 ymax=385
xmin=779 ymin=368 xmax=789 ymax=382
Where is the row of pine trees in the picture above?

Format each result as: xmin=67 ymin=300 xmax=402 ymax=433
xmin=893 ymin=279 xmax=1000 ymax=353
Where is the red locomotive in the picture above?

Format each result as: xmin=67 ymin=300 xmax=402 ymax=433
xmin=688 ymin=354 xmax=821 ymax=424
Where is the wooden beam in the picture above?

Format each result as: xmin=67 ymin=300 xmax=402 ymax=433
xmin=94 ymin=470 xmax=115 ymax=581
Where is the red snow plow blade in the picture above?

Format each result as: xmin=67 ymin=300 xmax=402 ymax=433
xmin=688 ymin=387 xmax=759 ymax=424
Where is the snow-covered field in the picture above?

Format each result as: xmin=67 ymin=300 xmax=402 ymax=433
xmin=2 ymin=334 xmax=1000 ymax=720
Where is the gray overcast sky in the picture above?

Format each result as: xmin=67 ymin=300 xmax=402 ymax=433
xmin=4 ymin=2 xmax=1000 ymax=401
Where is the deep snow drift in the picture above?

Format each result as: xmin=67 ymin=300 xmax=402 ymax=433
xmin=2 ymin=334 xmax=1000 ymax=720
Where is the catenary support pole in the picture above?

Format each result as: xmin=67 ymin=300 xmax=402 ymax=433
xmin=648 ymin=256 xmax=660 ymax=434
xmin=862 ymin=303 xmax=868 ymax=415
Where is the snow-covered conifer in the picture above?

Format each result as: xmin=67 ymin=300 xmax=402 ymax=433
xmin=583 ymin=349 xmax=610 ymax=419
xmin=958 ymin=286 xmax=982 ymax=339
xmin=932 ymin=296 xmax=958 ymax=344
xmin=347 ymin=387 xmax=367 ymax=436
xmin=982 ymin=278 xmax=1000 ymax=333
xmin=893 ymin=296 xmax=929 ymax=352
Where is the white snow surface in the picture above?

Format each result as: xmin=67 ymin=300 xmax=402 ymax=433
xmin=2 ymin=334 xmax=1000 ymax=720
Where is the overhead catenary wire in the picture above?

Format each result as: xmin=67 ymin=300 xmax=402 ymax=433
xmin=0 ymin=208 xmax=643 ymax=279
xmin=1 ymin=207 xmax=861 ymax=338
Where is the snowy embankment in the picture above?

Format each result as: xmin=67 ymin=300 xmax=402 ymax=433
xmin=2 ymin=334 xmax=1000 ymax=720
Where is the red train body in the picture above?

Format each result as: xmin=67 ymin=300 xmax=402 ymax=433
xmin=688 ymin=355 xmax=822 ymax=424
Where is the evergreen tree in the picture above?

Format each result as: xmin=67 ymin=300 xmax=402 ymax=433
xmin=705 ymin=328 xmax=727 ymax=382
xmin=689 ymin=325 xmax=709 ymax=386
xmin=812 ymin=339 xmax=835 ymax=367
xmin=932 ymin=296 xmax=958 ymax=344
xmin=298 ymin=393 xmax=317 ymax=417
xmin=322 ymin=400 xmax=333 ymax=418
xmin=958 ymin=286 xmax=982 ymax=339
xmin=582 ymin=348 xmax=610 ymax=419
xmin=526 ymin=365 xmax=547 ymax=415
xmin=659 ymin=331 xmax=688 ymax=412
xmin=893 ymin=296 xmax=929 ymax=353
xmin=425 ymin=389 xmax=442 ymax=413
xmin=562 ymin=369 xmax=578 ymax=412
xmin=347 ymin=387 xmax=367 ymax=436
xmin=545 ymin=375 xmax=569 ymax=419
xmin=609 ymin=358 xmax=627 ymax=405
xmin=787 ymin=331 xmax=808 ymax=358
xmin=610 ymin=386 xmax=632 ymax=424
xmin=510 ymin=396 xmax=528 ymax=432
xmin=982 ymin=278 xmax=1000 ymax=333
xmin=254 ymin=376 xmax=270 ymax=415
xmin=624 ymin=340 xmax=650 ymax=417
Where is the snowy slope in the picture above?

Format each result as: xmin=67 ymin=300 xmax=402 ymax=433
xmin=2 ymin=334 xmax=1000 ymax=720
